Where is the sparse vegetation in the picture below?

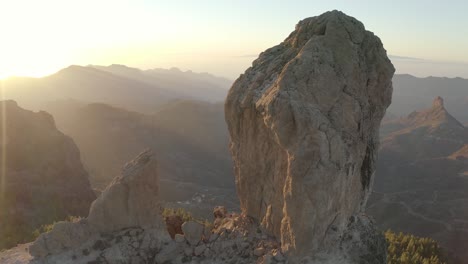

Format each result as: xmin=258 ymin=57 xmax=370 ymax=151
xmin=385 ymin=230 xmax=447 ymax=264
xmin=162 ymin=207 xmax=212 ymax=228
xmin=0 ymin=215 xmax=82 ymax=251
xmin=31 ymin=216 xmax=82 ymax=240
xmin=162 ymin=208 xmax=195 ymax=223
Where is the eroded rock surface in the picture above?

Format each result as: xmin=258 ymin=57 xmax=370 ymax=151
xmin=87 ymin=149 xmax=165 ymax=233
xmin=225 ymin=10 xmax=394 ymax=260
xmin=29 ymin=149 xmax=170 ymax=261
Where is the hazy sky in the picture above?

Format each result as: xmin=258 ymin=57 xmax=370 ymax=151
xmin=0 ymin=0 xmax=467 ymax=79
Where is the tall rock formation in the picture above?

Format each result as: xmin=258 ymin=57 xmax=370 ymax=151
xmin=29 ymin=149 xmax=169 ymax=259
xmin=87 ymin=149 xmax=165 ymax=233
xmin=0 ymin=100 xmax=95 ymax=250
xmin=225 ymin=10 xmax=394 ymax=260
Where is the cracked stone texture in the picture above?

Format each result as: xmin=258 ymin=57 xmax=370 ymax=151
xmin=306 ymin=214 xmax=387 ymax=264
xmin=29 ymin=149 xmax=169 ymax=258
xmin=225 ymin=10 xmax=394 ymax=259
xmin=87 ymin=149 xmax=165 ymax=232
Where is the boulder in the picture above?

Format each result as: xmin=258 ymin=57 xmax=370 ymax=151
xmin=181 ymin=221 xmax=205 ymax=246
xmin=225 ymin=10 xmax=394 ymax=259
xmin=174 ymin=234 xmax=186 ymax=243
xmin=29 ymin=220 xmax=92 ymax=257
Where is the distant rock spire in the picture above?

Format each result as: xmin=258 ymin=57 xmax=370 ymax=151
xmin=433 ymin=96 xmax=444 ymax=108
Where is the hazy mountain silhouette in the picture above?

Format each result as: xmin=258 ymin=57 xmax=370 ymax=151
xmin=2 ymin=65 xmax=231 ymax=114
xmin=0 ymin=101 xmax=95 ymax=250
xmin=90 ymin=64 xmax=231 ymax=102
xmin=43 ymin=100 xmax=236 ymax=211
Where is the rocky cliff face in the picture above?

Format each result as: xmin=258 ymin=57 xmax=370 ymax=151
xmin=0 ymin=100 xmax=95 ymax=250
xmin=225 ymin=10 xmax=394 ymax=260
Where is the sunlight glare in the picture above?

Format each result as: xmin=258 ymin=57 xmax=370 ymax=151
xmin=0 ymin=79 xmax=6 ymax=204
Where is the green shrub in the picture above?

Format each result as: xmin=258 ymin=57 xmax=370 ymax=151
xmin=385 ymin=230 xmax=448 ymax=264
xmin=31 ymin=216 xmax=82 ymax=240
xmin=162 ymin=208 xmax=194 ymax=222
xmin=162 ymin=207 xmax=211 ymax=229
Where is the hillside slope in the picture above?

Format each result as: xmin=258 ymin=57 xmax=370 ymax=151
xmin=370 ymin=97 xmax=468 ymax=263
xmin=43 ymin=100 xmax=236 ymax=215
xmin=0 ymin=101 xmax=96 ymax=250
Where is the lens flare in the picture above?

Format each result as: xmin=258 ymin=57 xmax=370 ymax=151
xmin=1 ymin=80 xmax=5 ymax=204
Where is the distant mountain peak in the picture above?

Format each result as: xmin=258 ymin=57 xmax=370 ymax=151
xmin=381 ymin=97 xmax=466 ymax=141
xmin=402 ymin=96 xmax=462 ymax=129
xmin=432 ymin=96 xmax=444 ymax=108
xmin=380 ymin=97 xmax=468 ymax=161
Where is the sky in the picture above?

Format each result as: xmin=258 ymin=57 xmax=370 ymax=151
xmin=0 ymin=0 xmax=467 ymax=79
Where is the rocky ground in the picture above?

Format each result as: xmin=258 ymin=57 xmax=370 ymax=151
xmin=0 ymin=208 xmax=286 ymax=264
xmin=0 ymin=207 xmax=385 ymax=264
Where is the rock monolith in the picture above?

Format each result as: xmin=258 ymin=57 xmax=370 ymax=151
xmin=225 ymin=10 xmax=394 ymax=260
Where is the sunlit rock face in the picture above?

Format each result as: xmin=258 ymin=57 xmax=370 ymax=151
xmin=0 ymin=100 xmax=95 ymax=250
xmin=87 ymin=149 xmax=166 ymax=233
xmin=29 ymin=149 xmax=170 ymax=261
xmin=225 ymin=10 xmax=394 ymax=260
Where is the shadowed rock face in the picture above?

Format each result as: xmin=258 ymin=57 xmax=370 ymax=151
xmin=225 ymin=10 xmax=394 ymax=258
xmin=0 ymin=100 xmax=95 ymax=250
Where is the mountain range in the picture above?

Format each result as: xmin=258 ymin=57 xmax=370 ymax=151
xmin=1 ymin=65 xmax=231 ymax=114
